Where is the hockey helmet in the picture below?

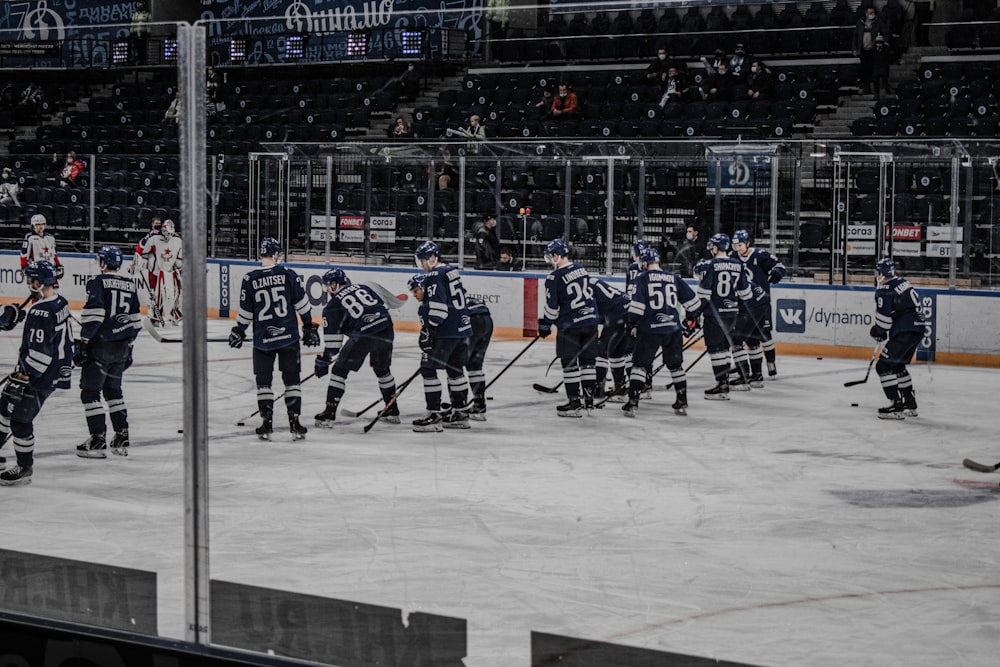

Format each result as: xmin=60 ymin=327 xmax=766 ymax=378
xmin=162 ymin=220 xmax=176 ymax=238
xmin=693 ymin=258 xmax=712 ymax=279
xmin=707 ymin=232 xmax=730 ymax=252
xmin=631 ymin=239 xmax=650 ymax=259
xmin=97 ymin=245 xmax=123 ymax=270
xmin=259 ymin=236 xmax=282 ymax=257
xmin=30 ymin=213 xmax=46 ymax=232
xmin=322 ymin=268 xmax=350 ymax=288
xmin=414 ymin=241 xmax=441 ymax=268
xmin=639 ymin=246 xmax=660 ymax=266
xmin=875 ymin=257 xmax=896 ymax=278
xmin=407 ymin=273 xmax=425 ymax=291
xmin=24 ymin=260 xmax=57 ymax=287
xmin=544 ymin=238 xmax=569 ymax=264
xmin=732 ymin=229 xmax=751 ymax=245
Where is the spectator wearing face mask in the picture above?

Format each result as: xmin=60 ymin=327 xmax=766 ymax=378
xmin=729 ymin=43 xmax=750 ymax=81
xmin=853 ymin=5 xmax=885 ymax=95
xmin=551 ymin=83 xmax=580 ymax=119
xmin=658 ymin=66 xmax=689 ymax=108
xmin=746 ymin=61 xmax=773 ymax=101
xmin=675 ymin=225 xmax=710 ymax=278
xmin=643 ymin=47 xmax=672 ymax=87
xmin=51 ymin=151 xmax=86 ymax=187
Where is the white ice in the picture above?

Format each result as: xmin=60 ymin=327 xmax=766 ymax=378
xmin=2 ymin=324 xmax=998 ymax=666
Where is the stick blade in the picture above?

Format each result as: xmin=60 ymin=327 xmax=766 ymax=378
xmin=533 ymin=383 xmax=560 ymax=393
xmin=843 ymin=379 xmax=868 ymax=387
xmin=962 ymin=458 xmax=1000 ymax=473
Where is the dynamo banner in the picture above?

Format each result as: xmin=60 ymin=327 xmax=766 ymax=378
xmin=705 ymin=144 xmax=777 ymax=196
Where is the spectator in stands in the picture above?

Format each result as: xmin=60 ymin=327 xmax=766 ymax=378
xmin=485 ymin=0 xmax=510 ymax=61
xmin=675 ymin=225 xmax=710 ymax=278
xmin=532 ymin=86 xmax=555 ymax=119
xmin=643 ymin=47 xmax=672 ymax=87
xmin=551 ymin=83 xmax=580 ymax=120
xmin=872 ymin=35 xmax=893 ymax=98
xmin=129 ymin=1 xmax=152 ymax=65
xmin=398 ymin=63 xmax=421 ymax=100
xmin=746 ymin=61 xmax=774 ymax=100
xmin=708 ymin=49 xmax=728 ymax=73
xmin=54 ymin=152 xmax=85 ymax=187
xmin=854 ymin=4 xmax=885 ymax=94
xmin=701 ymin=61 xmax=734 ymax=101
xmin=729 ymin=44 xmax=750 ymax=81
xmin=496 ymin=247 xmax=515 ymax=271
xmin=389 ymin=116 xmax=412 ymax=138
xmin=0 ymin=168 xmax=21 ymax=207
xmin=475 ymin=213 xmax=501 ymax=270
xmin=164 ymin=91 xmax=181 ymax=123
xmin=658 ymin=66 xmax=689 ymax=108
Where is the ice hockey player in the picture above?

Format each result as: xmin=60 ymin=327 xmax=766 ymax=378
xmin=587 ymin=274 xmax=630 ymax=404
xmin=75 ymin=246 xmax=142 ymax=458
xmin=871 ymin=257 xmax=924 ymax=419
xmin=624 ymin=246 xmax=702 ymax=417
xmin=728 ymin=275 xmax=772 ymax=390
xmin=20 ymin=213 xmax=64 ymax=285
xmin=537 ymin=238 xmax=599 ymax=417
xmin=229 ymin=237 xmax=321 ymax=440
xmin=130 ymin=216 xmax=162 ymax=299
xmin=464 ymin=294 xmax=494 ymax=420
xmin=625 ymin=239 xmax=649 ymax=297
xmin=696 ymin=233 xmax=752 ymax=400
xmin=412 ymin=241 xmax=474 ymax=432
xmin=313 ymin=269 xmax=398 ymax=427
xmin=141 ymin=219 xmax=183 ymax=326
xmin=0 ymin=261 xmax=74 ymax=486
xmin=731 ymin=229 xmax=785 ymax=377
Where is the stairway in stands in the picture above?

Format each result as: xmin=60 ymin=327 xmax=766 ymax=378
xmin=360 ymin=70 xmax=467 ymax=139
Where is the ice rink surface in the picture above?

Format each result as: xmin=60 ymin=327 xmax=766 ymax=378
xmin=1 ymin=325 xmax=998 ymax=666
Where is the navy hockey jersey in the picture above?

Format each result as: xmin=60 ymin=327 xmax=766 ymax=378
xmin=733 ymin=247 xmax=785 ymax=293
xmin=236 ymin=264 xmax=312 ymax=351
xmin=20 ymin=294 xmax=74 ymax=392
xmin=625 ymin=261 xmax=642 ymax=297
xmin=422 ymin=263 xmax=472 ymax=338
xmin=697 ymin=257 xmax=752 ymax=319
xmin=542 ymin=262 xmax=599 ymax=330
xmin=466 ymin=296 xmax=491 ymax=318
xmin=628 ymin=268 xmax=701 ymax=333
xmin=588 ymin=276 xmax=629 ymax=325
xmin=321 ymin=283 xmax=392 ymax=356
xmin=874 ymin=276 xmax=925 ymax=338
xmin=80 ymin=273 xmax=142 ymax=343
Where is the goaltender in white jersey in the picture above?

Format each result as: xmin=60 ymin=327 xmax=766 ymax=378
xmin=140 ymin=219 xmax=183 ymax=325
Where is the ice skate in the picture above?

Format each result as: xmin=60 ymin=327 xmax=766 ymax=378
xmin=289 ymin=414 xmax=307 ymax=440
xmin=621 ymin=395 xmax=639 ymax=418
xmin=767 ymin=361 xmax=778 ymax=379
xmin=672 ymin=390 xmax=688 ymax=416
xmin=468 ymin=395 xmax=487 ymax=422
xmin=110 ymin=429 xmax=130 ymax=456
xmin=902 ymin=392 xmax=918 ymax=417
xmin=0 ymin=464 xmax=32 ymax=486
xmin=729 ymin=373 xmax=751 ymax=391
xmin=380 ymin=402 xmax=401 ymax=424
xmin=704 ymin=381 xmax=730 ymax=400
xmin=412 ymin=411 xmax=443 ymax=433
xmin=557 ymin=397 xmax=583 ymax=418
xmin=255 ymin=417 xmax=273 ymax=440
xmin=749 ymin=373 xmax=765 ymax=389
xmin=442 ymin=407 xmax=470 ymax=429
xmin=878 ymin=400 xmax=905 ymax=420
xmin=76 ymin=433 xmax=107 ymax=459
xmin=314 ymin=403 xmax=338 ymax=428
xmin=605 ymin=385 xmax=628 ymax=403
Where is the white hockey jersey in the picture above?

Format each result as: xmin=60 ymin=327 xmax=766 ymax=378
xmin=20 ymin=232 xmax=59 ymax=268
xmin=142 ymin=233 xmax=183 ymax=274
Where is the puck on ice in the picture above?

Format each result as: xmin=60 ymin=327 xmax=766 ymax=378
xmin=177 ymin=429 xmax=184 ymax=433
xmin=850 ymin=403 xmax=859 ymax=407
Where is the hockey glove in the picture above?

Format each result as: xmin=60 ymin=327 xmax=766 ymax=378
xmin=625 ymin=322 xmax=637 ymax=338
xmin=72 ymin=340 xmax=89 ymax=367
xmin=869 ymin=325 xmax=887 ymax=342
xmin=228 ymin=325 xmax=247 ymax=349
xmin=1 ymin=373 xmax=28 ymax=408
xmin=682 ymin=318 xmax=700 ymax=338
xmin=55 ymin=264 xmax=65 ymax=280
xmin=314 ymin=354 xmax=331 ymax=378
xmin=767 ymin=271 xmax=781 ymax=284
xmin=124 ymin=345 xmax=134 ymax=370
xmin=537 ymin=319 xmax=552 ymax=338
xmin=301 ymin=321 xmax=321 ymax=347
xmin=418 ymin=328 xmax=434 ymax=354
xmin=0 ymin=304 xmax=22 ymax=331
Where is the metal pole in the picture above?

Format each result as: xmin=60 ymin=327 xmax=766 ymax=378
xmin=949 ymin=155 xmax=960 ymax=288
xmin=458 ymin=155 xmax=466 ymax=267
xmin=324 ymin=154 xmax=333 ymax=262
xmin=769 ymin=155 xmax=779 ymax=254
xmin=604 ymin=157 xmax=614 ymax=275
xmin=88 ymin=153 xmax=96 ymax=253
xmin=178 ymin=22 xmax=210 ymax=646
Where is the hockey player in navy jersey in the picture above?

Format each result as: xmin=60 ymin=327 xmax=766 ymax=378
xmin=625 ymin=247 xmax=702 ymax=417
xmin=588 ymin=274 xmax=631 ymax=403
xmin=75 ymin=246 xmax=142 ymax=459
xmin=0 ymin=260 xmax=74 ymax=486
xmin=229 ymin=237 xmax=320 ymax=440
xmin=696 ymin=233 xmax=752 ymax=400
xmin=625 ymin=239 xmax=649 ymax=297
xmin=871 ymin=257 xmax=924 ymax=419
xmin=729 ymin=276 xmax=772 ymax=390
xmin=411 ymin=241 xmax=473 ymax=432
xmin=464 ymin=295 xmax=494 ymax=421
xmin=538 ymin=238 xmax=599 ymax=417
xmin=731 ymin=229 xmax=785 ymax=377
xmin=313 ymin=269 xmax=398 ymax=427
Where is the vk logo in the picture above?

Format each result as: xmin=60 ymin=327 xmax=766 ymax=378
xmin=776 ymin=298 xmax=806 ymax=333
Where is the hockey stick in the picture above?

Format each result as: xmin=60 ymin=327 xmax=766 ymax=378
xmin=595 ymin=346 xmax=709 ymax=408
xmin=485 ymin=335 xmax=540 ymax=391
xmin=235 ymin=372 xmax=316 ymax=426
xmin=363 ymin=367 xmax=422 ymax=433
xmin=650 ymin=329 xmax=704 ymax=378
xmin=142 ymin=317 xmax=229 ymax=343
xmin=962 ymin=458 xmax=1000 ymax=473
xmin=844 ymin=342 xmax=882 ymax=387
xmin=532 ymin=354 xmax=563 ymax=393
